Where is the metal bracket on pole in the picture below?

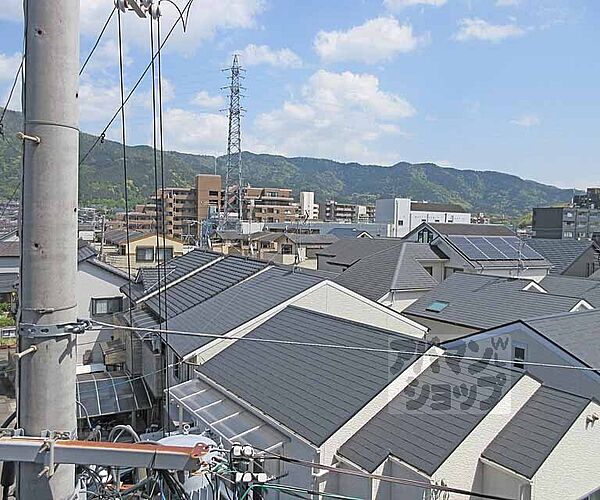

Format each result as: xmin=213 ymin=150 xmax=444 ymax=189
xmin=19 ymin=319 xmax=93 ymax=339
xmin=16 ymin=132 xmax=41 ymax=144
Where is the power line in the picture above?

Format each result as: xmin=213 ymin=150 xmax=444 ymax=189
xmin=79 ymin=6 xmax=116 ymax=76
xmin=91 ymin=319 xmax=600 ymax=372
xmin=0 ymin=55 xmax=24 ymax=139
xmin=78 ymin=0 xmax=195 ymax=167
xmin=257 ymin=451 xmax=514 ymax=500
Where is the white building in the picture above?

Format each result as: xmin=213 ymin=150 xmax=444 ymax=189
xmin=299 ymin=191 xmax=319 ymax=220
xmin=375 ymin=198 xmax=471 ymax=237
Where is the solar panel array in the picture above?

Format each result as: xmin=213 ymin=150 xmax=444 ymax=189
xmin=76 ymin=371 xmax=152 ymax=418
xmin=448 ymin=236 xmax=544 ymax=261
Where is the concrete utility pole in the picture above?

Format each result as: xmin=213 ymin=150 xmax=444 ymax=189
xmin=17 ymin=0 xmax=80 ymax=498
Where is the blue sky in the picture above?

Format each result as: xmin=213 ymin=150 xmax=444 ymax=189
xmin=1 ymin=0 xmax=599 ymax=188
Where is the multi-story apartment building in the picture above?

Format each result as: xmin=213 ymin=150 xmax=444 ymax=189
xmin=533 ymin=188 xmax=600 ymax=240
xmin=324 ymin=200 xmax=375 ymax=223
xmin=243 ymin=187 xmax=299 ymax=223
xmin=112 ymin=204 xmax=157 ymax=232
xmin=299 ymin=191 xmax=319 ymax=220
xmin=196 ymin=174 xmax=222 ymax=221
xmin=376 ymin=197 xmax=471 ymax=237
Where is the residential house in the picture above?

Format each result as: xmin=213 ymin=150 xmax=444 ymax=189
xmin=168 ymin=306 xmax=436 ymax=492
xmin=327 ymin=227 xmax=373 ymax=239
xmin=444 ymin=308 xmax=600 ymax=398
xmin=404 ymin=222 xmax=552 ymax=281
xmin=102 ymin=229 xmax=184 ymax=271
xmin=334 ymin=368 xmax=599 ymax=500
xmin=525 ymin=237 xmax=600 ymax=277
xmin=402 ymin=273 xmax=593 ymax=341
xmin=536 ymin=274 xmax=600 ymax=307
xmin=375 ymin=198 xmax=471 ymax=237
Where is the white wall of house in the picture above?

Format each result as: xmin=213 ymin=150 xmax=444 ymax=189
xmin=445 ymin=324 xmax=600 ymax=399
xmin=409 ymin=210 xmax=471 ymax=230
xmin=76 ymin=261 xmax=128 ymax=320
xmin=432 ymin=375 xmax=541 ymax=499
xmin=481 ymin=461 xmax=529 ymax=499
xmin=531 ymin=400 xmax=600 ymax=499
xmin=380 ymin=290 xmax=426 ymax=312
xmin=293 ymin=282 xmax=427 ymax=337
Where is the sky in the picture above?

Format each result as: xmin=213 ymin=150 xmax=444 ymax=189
xmin=1 ymin=0 xmax=599 ymax=189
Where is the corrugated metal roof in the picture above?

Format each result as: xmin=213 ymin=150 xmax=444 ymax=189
xmin=333 ymin=242 xmax=445 ymax=300
xmin=404 ymin=273 xmax=586 ymax=330
xmin=338 ymin=359 xmax=523 ymax=474
xmin=146 ymin=256 xmax=267 ymax=320
xmin=482 ymin=386 xmax=590 ymax=478
xmin=526 ymin=238 xmax=596 ymax=275
xmin=197 ymin=306 xmax=430 ymax=446
xmin=164 ymin=267 xmax=325 ymax=357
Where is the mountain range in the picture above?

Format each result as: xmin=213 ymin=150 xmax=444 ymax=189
xmin=0 ymin=108 xmax=572 ymax=216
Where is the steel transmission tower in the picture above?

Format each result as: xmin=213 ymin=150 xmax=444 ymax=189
xmin=222 ymin=54 xmax=244 ymax=228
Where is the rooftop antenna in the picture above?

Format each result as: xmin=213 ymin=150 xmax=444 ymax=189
xmin=221 ymin=54 xmax=245 ymax=229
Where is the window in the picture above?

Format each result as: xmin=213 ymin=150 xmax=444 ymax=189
xmin=513 ymin=343 xmax=527 ymax=370
xmin=397 ymin=219 xmax=404 ymax=226
xmin=157 ymin=246 xmax=174 ymax=262
xmin=92 ymin=297 xmax=123 ymax=315
xmin=423 ymin=266 xmax=433 ymax=276
xmin=281 ymin=243 xmax=293 ymax=255
xmin=426 ymin=300 xmax=449 ymax=313
xmin=136 ymin=246 xmax=154 ymax=262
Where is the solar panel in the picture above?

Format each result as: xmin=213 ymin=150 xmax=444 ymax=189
xmin=449 ymin=235 xmax=545 ymax=261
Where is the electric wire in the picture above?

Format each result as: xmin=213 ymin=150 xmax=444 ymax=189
xmin=0 ymin=55 xmax=24 ymax=138
xmin=90 ymin=318 xmax=600 ymax=372
xmin=78 ymin=0 xmax=195 ymax=167
xmin=116 ymin=8 xmax=135 ymax=366
xmin=79 ymin=6 xmax=116 ymax=76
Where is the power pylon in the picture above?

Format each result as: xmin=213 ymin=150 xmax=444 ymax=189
xmin=221 ymin=54 xmax=245 ymax=229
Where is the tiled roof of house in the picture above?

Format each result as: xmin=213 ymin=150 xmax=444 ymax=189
xmin=197 ymin=306 xmax=429 ymax=446
xmin=538 ymin=275 xmax=600 ymax=307
xmin=526 ymin=238 xmax=597 ymax=275
xmin=482 ymin=386 xmax=590 ymax=478
xmin=339 ymin=358 xmax=523 ymax=475
xmin=404 ymin=273 xmax=587 ymax=330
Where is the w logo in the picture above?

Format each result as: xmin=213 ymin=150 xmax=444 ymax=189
xmin=491 ymin=336 xmax=510 ymax=351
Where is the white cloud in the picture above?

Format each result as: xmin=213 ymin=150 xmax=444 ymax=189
xmin=162 ymin=108 xmax=228 ymax=155
xmin=0 ymin=52 xmax=21 ymax=82
xmin=238 ymin=44 xmax=302 ymax=68
xmin=454 ymin=18 xmax=525 ymax=42
xmin=314 ymin=17 xmax=426 ymax=64
xmin=510 ymin=114 xmax=540 ymax=127
xmin=384 ymin=0 xmax=447 ymax=10
xmin=496 ymin=0 xmax=520 ymax=6
xmin=1 ymin=0 xmax=265 ymax=55
xmin=251 ymin=70 xmax=414 ymax=163
xmin=191 ymin=90 xmax=225 ymax=110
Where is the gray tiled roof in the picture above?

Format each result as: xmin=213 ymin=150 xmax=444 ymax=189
xmin=126 ymin=249 xmax=222 ymax=300
xmin=524 ymin=308 xmax=600 ymax=369
xmin=164 ymin=267 xmax=325 ymax=357
xmin=482 ymin=386 xmax=590 ymax=478
xmin=339 ymin=358 xmax=523 ymax=474
xmin=146 ymin=256 xmax=267 ymax=320
xmin=103 ymin=229 xmax=146 ymax=244
xmin=539 ymin=275 xmax=600 ymax=307
xmin=526 ymin=238 xmax=596 ymax=275
xmin=333 ymin=243 xmax=446 ymax=301
xmin=317 ymin=238 xmax=405 ymax=267
xmin=428 ymin=223 xmax=515 ymax=236
xmin=284 ymin=233 xmax=339 ymax=245
xmin=197 ymin=306 xmax=429 ymax=446
xmin=589 ymin=268 xmax=600 ymax=281
xmin=326 ymin=228 xmax=372 ymax=239
xmin=404 ymin=273 xmax=586 ymax=330
xmin=78 ymin=240 xmax=98 ymax=262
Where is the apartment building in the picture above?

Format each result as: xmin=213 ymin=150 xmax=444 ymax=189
xmin=324 ymin=200 xmax=375 ymax=223
xmin=195 ymin=174 xmax=221 ymax=221
xmin=376 ymin=197 xmax=471 ymax=237
xmin=243 ymin=186 xmax=300 ymax=223
xmin=533 ymin=188 xmax=600 ymax=240
xmin=299 ymin=191 xmax=319 ymax=220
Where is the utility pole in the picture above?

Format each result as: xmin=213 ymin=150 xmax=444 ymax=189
xmin=17 ymin=0 xmax=80 ymax=498
xmin=221 ymin=54 xmax=244 ymax=229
